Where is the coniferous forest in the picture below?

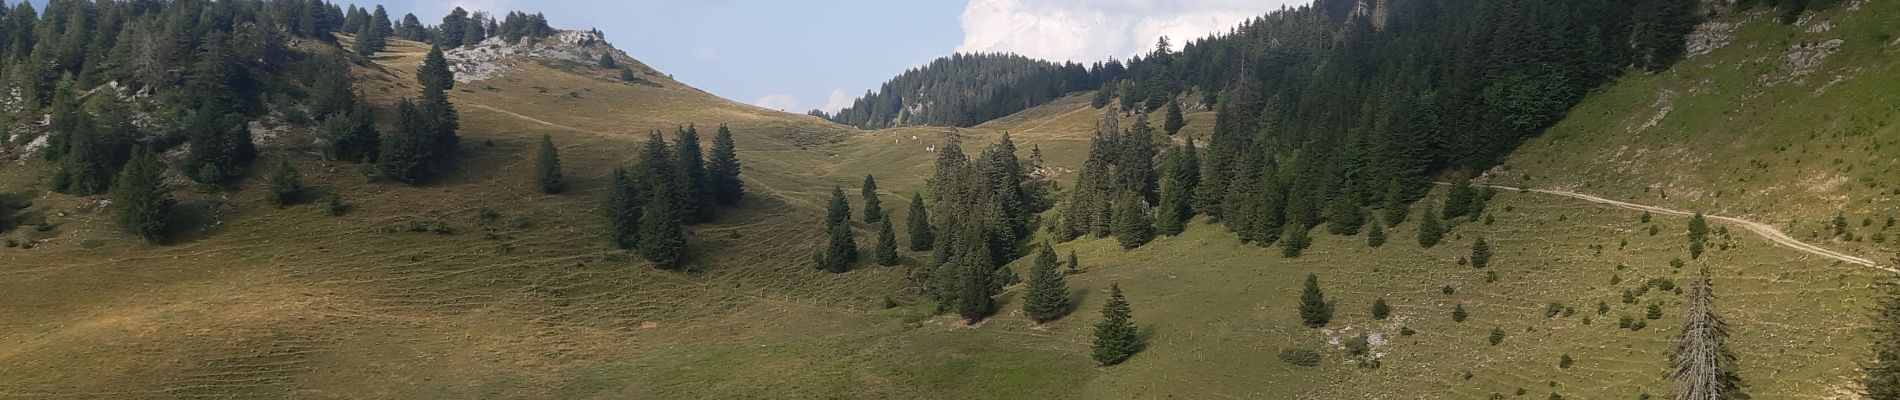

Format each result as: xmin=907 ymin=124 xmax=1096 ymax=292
xmin=960 ymin=0 xmax=1720 ymax=251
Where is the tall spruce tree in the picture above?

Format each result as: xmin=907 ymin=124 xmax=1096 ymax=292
xmin=437 ymin=7 xmax=468 ymax=47
xmin=381 ymin=45 xmax=460 ymax=184
xmin=636 ymin=132 xmax=687 ymax=269
xmin=1059 ymin=114 xmax=1121 ymax=240
xmin=1156 ymin=135 xmax=1199 ymax=236
xmin=1298 ymin=273 xmax=1332 ymax=327
xmin=535 ymin=134 xmax=564 ymax=194
xmin=906 ymin=192 xmax=934 ymax=251
xmin=1327 ymin=190 xmax=1366 ymax=236
xmin=377 ymin=99 xmax=430 ymax=183
xmin=706 ymin=124 xmax=744 ymax=205
xmin=673 ymin=125 xmax=714 ymax=223
xmin=51 ymin=112 xmax=130 ymax=196
xmin=1418 ymin=203 xmax=1444 ymax=248
xmin=367 ymin=6 xmax=392 ymax=51
xmin=951 ymin=227 xmax=996 ymax=322
xmin=1091 ymin=283 xmax=1140 ymax=365
xmin=817 ymin=186 xmax=858 ymax=272
xmin=111 ymin=146 xmax=172 ymax=244
xmin=1444 ymin=180 xmax=1477 ymax=220
xmin=1196 ymin=73 xmax=1263 ymax=219
xmin=418 ymin=45 xmax=454 ymax=92
xmin=1113 ymin=191 xmax=1154 ymax=249
xmin=342 ymin=5 xmax=364 ymax=33
xmin=874 ymin=213 xmax=899 ymax=266
xmin=1023 ymin=242 xmax=1068 ymax=323
xmin=605 ymin=166 xmax=643 ymax=249
xmin=861 ymin=175 xmax=883 ymax=223
xmin=1119 ymin=114 xmax=1159 ymax=203
xmin=1164 ymin=100 xmax=1185 ymax=135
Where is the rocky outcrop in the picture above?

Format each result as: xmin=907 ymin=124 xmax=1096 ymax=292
xmin=441 ymin=30 xmax=662 ymax=85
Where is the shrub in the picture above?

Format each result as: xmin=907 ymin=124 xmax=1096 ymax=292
xmin=1618 ymin=315 xmax=1633 ymax=328
xmin=1645 ymin=302 xmax=1663 ymax=319
xmin=1371 ymin=298 xmax=1391 ymax=320
xmin=1545 ymin=302 xmax=1563 ymax=318
xmin=1442 ymin=285 xmax=1456 ymax=295
xmin=1489 ymin=327 xmax=1505 ymax=345
xmin=1596 ymin=301 xmax=1609 ymax=315
xmin=1558 ymin=354 xmax=1574 ymax=369
xmin=325 ymin=192 xmax=348 ymax=216
xmin=1631 ymin=318 xmax=1647 ymax=331
xmin=268 ymin=161 xmax=303 ymax=207
xmin=1344 ymin=334 xmax=1371 ymax=356
xmin=1611 ymin=274 xmax=1622 ymax=285
xmin=1452 ymin=303 xmax=1468 ymax=322
xmin=1277 ymin=348 xmax=1322 ymax=367
xmin=1400 ymin=326 xmax=1416 ymax=336
xmin=1485 ymin=271 xmax=1498 ymax=283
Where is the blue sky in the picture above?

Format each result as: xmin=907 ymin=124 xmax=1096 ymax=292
xmin=288 ymin=0 xmax=1305 ymax=113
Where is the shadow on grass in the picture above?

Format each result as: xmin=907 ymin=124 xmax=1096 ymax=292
xmin=160 ymin=199 xmax=225 ymax=245
xmin=1137 ymin=323 xmax=1160 ymax=352
xmin=1061 ymin=287 xmax=1092 ymax=320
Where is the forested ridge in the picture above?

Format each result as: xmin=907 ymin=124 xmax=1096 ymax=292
xmin=816 ymin=53 xmax=1108 ymax=129
xmin=974 ymin=0 xmax=1830 ymax=251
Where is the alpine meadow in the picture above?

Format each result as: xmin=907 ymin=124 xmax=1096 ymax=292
xmin=2 ymin=0 xmax=1899 ymax=398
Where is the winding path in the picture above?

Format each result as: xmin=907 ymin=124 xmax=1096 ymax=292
xmin=1462 ymin=184 xmax=1891 ymax=272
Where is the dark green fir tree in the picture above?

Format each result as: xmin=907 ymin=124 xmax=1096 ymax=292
xmin=1091 ymin=283 xmax=1140 ymax=365
xmin=1023 ymin=242 xmax=1068 ymax=323
xmin=535 ymin=134 xmax=564 ymax=194
xmin=112 ymin=146 xmax=173 ymax=244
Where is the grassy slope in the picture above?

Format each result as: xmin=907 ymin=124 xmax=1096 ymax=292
xmin=0 ymin=13 xmax=1887 ymax=399
xmin=1501 ymin=4 xmax=1900 ymax=258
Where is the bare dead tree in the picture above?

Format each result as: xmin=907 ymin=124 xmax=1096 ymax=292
xmin=1668 ymin=266 xmax=1742 ymax=400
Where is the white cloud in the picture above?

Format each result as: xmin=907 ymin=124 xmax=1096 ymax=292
xmin=753 ymin=94 xmax=801 ymax=111
xmin=820 ymin=89 xmax=854 ymax=114
xmin=954 ymin=0 xmax=1300 ymax=63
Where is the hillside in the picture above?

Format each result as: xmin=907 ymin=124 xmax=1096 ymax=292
xmin=0 ymin=1 xmax=1894 ymax=399
xmin=0 ymin=30 xmax=897 ymax=397
xmin=1500 ymin=2 xmax=1900 ymax=260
